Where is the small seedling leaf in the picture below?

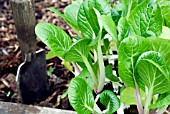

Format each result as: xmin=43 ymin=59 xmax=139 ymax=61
xmin=100 ymin=90 xmax=120 ymax=114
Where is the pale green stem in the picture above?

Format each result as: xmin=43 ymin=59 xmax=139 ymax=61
xmin=72 ymin=62 xmax=81 ymax=76
xmin=131 ymin=58 xmax=143 ymax=114
xmin=135 ymin=83 xmax=144 ymax=114
xmin=156 ymin=105 xmax=168 ymax=114
xmin=93 ymin=49 xmax=98 ymax=63
xmin=83 ymin=56 xmax=98 ymax=91
xmin=144 ymin=86 xmax=153 ymax=114
xmin=97 ymin=39 xmax=105 ymax=93
xmin=93 ymin=94 xmax=102 ymax=114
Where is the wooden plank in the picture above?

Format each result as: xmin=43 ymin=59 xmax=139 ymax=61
xmin=0 ymin=101 xmax=76 ymax=114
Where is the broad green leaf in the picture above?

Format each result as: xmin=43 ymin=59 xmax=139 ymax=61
xmin=78 ymin=69 xmax=93 ymax=89
xmin=149 ymin=94 xmax=170 ymax=109
xmin=111 ymin=9 xmax=121 ymax=25
xmin=64 ymin=3 xmax=80 ymax=30
xmin=46 ymin=50 xmax=57 ymax=60
xmin=105 ymin=65 xmax=119 ymax=82
xmin=100 ymin=90 xmax=120 ymax=114
xmin=149 ymin=37 xmax=170 ymax=75
xmin=65 ymin=39 xmax=91 ymax=62
xmin=159 ymin=26 xmax=170 ymax=39
xmin=161 ymin=2 xmax=170 ymax=28
xmin=48 ymin=8 xmax=78 ymax=31
xmin=68 ymin=78 xmax=94 ymax=114
xmin=77 ymin=0 xmax=111 ymax=39
xmin=118 ymin=35 xmax=150 ymax=87
xmin=88 ymin=6 xmax=100 ymax=36
xmin=155 ymin=1 xmax=170 ymax=28
xmin=118 ymin=17 xmax=132 ymax=42
xmin=119 ymin=0 xmax=138 ymax=18
xmin=149 ymin=92 xmax=170 ymax=109
xmin=136 ymin=51 xmax=170 ymax=94
xmin=120 ymin=87 xmax=146 ymax=105
xmin=102 ymin=15 xmax=118 ymax=45
xmin=35 ymin=22 xmax=72 ymax=58
xmin=128 ymin=0 xmax=162 ymax=37
xmin=157 ymin=92 xmax=170 ymax=102
xmin=77 ymin=1 xmax=94 ymax=39
xmin=113 ymin=0 xmax=124 ymax=12
xmin=90 ymin=0 xmax=111 ymax=15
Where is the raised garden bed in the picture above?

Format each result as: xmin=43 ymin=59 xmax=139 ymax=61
xmin=1 ymin=0 xmax=170 ymax=114
xmin=0 ymin=101 xmax=76 ymax=114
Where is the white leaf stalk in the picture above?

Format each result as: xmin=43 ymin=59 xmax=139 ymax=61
xmin=83 ymin=56 xmax=98 ymax=91
xmin=144 ymin=86 xmax=154 ymax=114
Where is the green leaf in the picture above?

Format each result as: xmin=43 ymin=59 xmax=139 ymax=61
xmin=35 ymin=22 xmax=72 ymax=58
xmin=77 ymin=1 xmax=94 ymax=39
xmin=136 ymin=51 xmax=170 ymax=94
xmin=118 ymin=17 xmax=132 ymax=42
xmin=157 ymin=92 xmax=170 ymax=102
xmin=118 ymin=35 xmax=150 ymax=87
xmin=155 ymin=1 xmax=170 ymax=28
xmin=161 ymin=3 xmax=170 ymax=28
xmin=128 ymin=0 xmax=162 ymax=37
xmin=63 ymin=60 xmax=73 ymax=72
xmin=47 ymin=66 xmax=53 ymax=76
xmin=149 ymin=37 xmax=170 ymax=76
xmin=120 ymin=87 xmax=146 ymax=105
xmin=111 ymin=9 xmax=121 ymax=25
xmin=159 ymin=26 xmax=170 ymax=39
xmin=48 ymin=7 xmax=66 ymax=20
xmin=155 ymin=0 xmax=169 ymax=5
xmin=64 ymin=3 xmax=80 ymax=30
xmin=78 ymin=69 xmax=93 ymax=89
xmin=68 ymin=78 xmax=94 ymax=114
xmin=61 ymin=90 xmax=68 ymax=99
xmin=88 ymin=6 xmax=100 ymax=36
xmin=149 ymin=93 xmax=170 ymax=109
xmin=46 ymin=50 xmax=57 ymax=60
xmin=48 ymin=7 xmax=79 ymax=31
xmin=119 ymin=0 xmax=138 ymax=17
xmin=100 ymin=90 xmax=120 ymax=114
xmin=91 ymin=0 xmax=111 ymax=15
xmin=102 ymin=15 xmax=118 ymax=45
xmin=65 ymin=39 xmax=91 ymax=62
xmin=105 ymin=65 xmax=119 ymax=82
xmin=77 ymin=0 xmax=111 ymax=39
xmin=101 ymin=39 xmax=110 ymax=54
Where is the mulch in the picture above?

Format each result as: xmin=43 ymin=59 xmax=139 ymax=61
xmin=0 ymin=0 xmax=74 ymax=110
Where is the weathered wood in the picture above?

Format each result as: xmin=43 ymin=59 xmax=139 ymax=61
xmin=0 ymin=101 xmax=76 ymax=114
xmin=10 ymin=0 xmax=37 ymax=53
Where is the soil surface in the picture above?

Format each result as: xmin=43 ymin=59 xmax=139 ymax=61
xmin=0 ymin=0 xmax=74 ymax=111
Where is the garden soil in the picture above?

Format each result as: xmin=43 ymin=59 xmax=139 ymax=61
xmin=0 ymin=0 xmax=74 ymax=111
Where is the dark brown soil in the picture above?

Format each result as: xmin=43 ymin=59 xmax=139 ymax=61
xmin=0 ymin=0 xmax=74 ymax=110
